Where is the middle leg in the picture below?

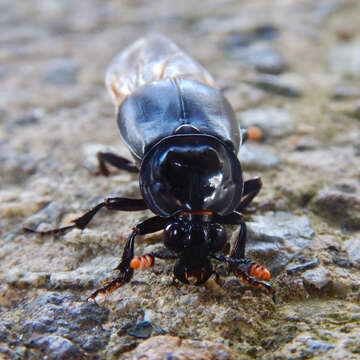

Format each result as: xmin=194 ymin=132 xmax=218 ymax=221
xmin=23 ymin=197 xmax=148 ymax=236
xmin=88 ymin=215 xmax=171 ymax=302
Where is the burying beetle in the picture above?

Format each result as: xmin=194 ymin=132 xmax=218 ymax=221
xmin=24 ymin=34 xmax=271 ymax=302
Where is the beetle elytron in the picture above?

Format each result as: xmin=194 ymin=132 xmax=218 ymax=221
xmin=24 ymin=34 xmax=271 ymax=301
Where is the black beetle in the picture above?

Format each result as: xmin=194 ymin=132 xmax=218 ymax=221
xmin=24 ymin=34 xmax=271 ymax=301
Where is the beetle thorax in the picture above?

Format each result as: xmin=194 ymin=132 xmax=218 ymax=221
xmin=140 ymin=134 xmax=243 ymax=217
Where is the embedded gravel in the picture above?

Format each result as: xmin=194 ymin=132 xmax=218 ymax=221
xmin=1 ymin=1 xmax=360 ymax=359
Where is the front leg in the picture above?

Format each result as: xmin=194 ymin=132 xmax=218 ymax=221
xmin=213 ymin=255 xmax=271 ymax=290
xmin=214 ymin=211 xmax=247 ymax=258
xmin=214 ymin=212 xmax=271 ymax=290
xmin=88 ymin=216 xmax=170 ymax=302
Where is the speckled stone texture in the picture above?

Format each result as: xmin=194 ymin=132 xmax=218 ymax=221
xmin=1 ymin=0 xmax=360 ymax=359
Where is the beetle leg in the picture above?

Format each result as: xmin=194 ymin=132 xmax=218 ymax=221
xmin=213 ymin=271 xmax=221 ymax=285
xmin=214 ymin=211 xmax=247 ymax=258
xmin=129 ymin=249 xmax=177 ymax=270
xmin=23 ymin=197 xmax=148 ymax=235
xmin=88 ymin=216 xmax=170 ymax=302
xmin=213 ymin=254 xmax=272 ymax=291
xmin=213 ymin=212 xmax=272 ymax=290
xmin=231 ymin=266 xmax=272 ymax=291
xmin=97 ymin=152 xmax=138 ymax=176
xmin=229 ymin=217 xmax=247 ymax=259
xmin=172 ymin=276 xmax=181 ymax=290
xmin=237 ymin=177 xmax=262 ymax=213
xmin=226 ymin=220 xmax=271 ymax=283
xmin=237 ymin=177 xmax=273 ymax=214
xmin=130 ymin=253 xmax=156 ymax=271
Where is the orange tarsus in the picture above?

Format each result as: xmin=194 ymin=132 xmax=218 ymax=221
xmin=236 ymin=273 xmax=261 ymax=289
xmin=248 ymin=263 xmax=271 ymax=281
xmin=130 ymin=255 xmax=154 ymax=270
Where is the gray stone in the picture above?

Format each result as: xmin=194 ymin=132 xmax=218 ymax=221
xmin=22 ymin=201 xmax=65 ymax=231
xmin=333 ymin=83 xmax=360 ymax=100
xmin=229 ymin=43 xmax=287 ymax=74
xmin=245 ymin=212 xmax=314 ymax=274
xmin=13 ymin=112 xmax=40 ymax=126
xmin=44 ymin=58 xmax=79 ymax=85
xmin=240 ymin=108 xmax=295 ymax=138
xmin=224 ymin=25 xmax=278 ymax=49
xmin=293 ymin=136 xmax=319 ymax=151
xmin=28 ymin=335 xmax=85 ymax=360
xmin=21 ymin=292 xmax=110 ymax=358
xmin=286 ymin=146 xmax=360 ymax=172
xmin=126 ymin=321 xmax=154 ymax=339
xmin=0 ymin=65 xmax=8 ymax=79
xmin=344 ymin=238 xmax=360 ymax=269
xmin=5 ymin=270 xmax=50 ymax=289
xmin=312 ymin=179 xmax=360 ymax=230
xmin=248 ymin=74 xmax=302 ymax=97
xmin=224 ymin=84 xmax=265 ymax=111
xmin=238 ymin=143 xmax=279 ymax=170
xmin=329 ymin=40 xmax=360 ymax=78
xmin=0 ymin=146 xmax=39 ymax=186
xmin=302 ymin=266 xmax=332 ymax=290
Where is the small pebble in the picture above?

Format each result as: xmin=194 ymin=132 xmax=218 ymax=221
xmin=44 ymin=58 xmax=79 ymax=85
xmin=344 ymin=238 xmax=360 ymax=269
xmin=329 ymin=40 xmax=360 ymax=78
xmin=0 ymin=65 xmax=8 ymax=79
xmin=14 ymin=112 xmax=40 ymax=126
xmin=27 ymin=335 xmax=85 ymax=360
xmin=0 ymin=147 xmax=39 ymax=185
xmin=293 ymin=136 xmax=318 ymax=151
xmin=302 ymin=266 xmax=331 ymax=290
xmin=127 ymin=321 xmax=153 ymax=339
xmin=224 ymin=24 xmax=278 ymax=49
xmin=305 ymin=339 xmax=334 ymax=354
xmin=248 ymin=74 xmax=302 ymax=97
xmin=335 ymin=25 xmax=355 ymax=41
xmin=6 ymin=270 xmax=49 ymax=289
xmin=312 ymin=179 xmax=360 ymax=230
xmin=333 ymin=84 xmax=360 ymax=100
xmin=238 ymin=143 xmax=279 ymax=170
xmin=246 ymin=126 xmax=263 ymax=141
xmin=228 ymin=43 xmax=287 ymax=74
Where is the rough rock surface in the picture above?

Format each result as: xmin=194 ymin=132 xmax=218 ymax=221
xmin=2 ymin=1 xmax=360 ymax=359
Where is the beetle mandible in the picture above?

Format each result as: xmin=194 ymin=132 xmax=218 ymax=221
xmin=24 ymin=34 xmax=271 ymax=301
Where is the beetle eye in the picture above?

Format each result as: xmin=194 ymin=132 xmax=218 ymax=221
xmin=163 ymin=223 xmax=184 ymax=251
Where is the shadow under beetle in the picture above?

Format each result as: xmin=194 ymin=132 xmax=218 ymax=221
xmin=24 ymin=34 xmax=271 ymax=301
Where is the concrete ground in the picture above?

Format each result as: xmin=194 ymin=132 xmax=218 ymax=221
xmin=1 ymin=1 xmax=360 ymax=359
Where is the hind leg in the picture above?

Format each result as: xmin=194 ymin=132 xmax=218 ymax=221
xmin=97 ymin=152 xmax=138 ymax=176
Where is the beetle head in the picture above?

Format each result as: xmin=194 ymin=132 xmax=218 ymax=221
xmin=163 ymin=216 xmax=227 ymax=285
xmin=174 ymin=246 xmax=213 ymax=285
